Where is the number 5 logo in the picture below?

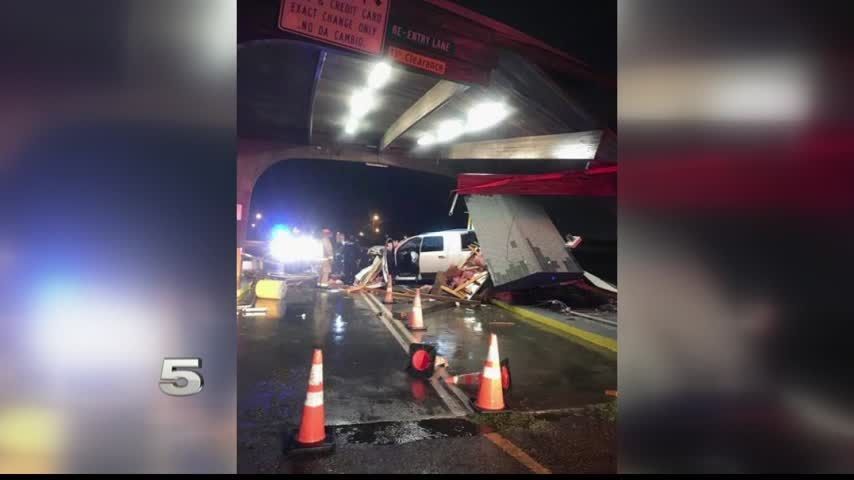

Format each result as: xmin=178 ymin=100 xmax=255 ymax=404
xmin=159 ymin=358 xmax=204 ymax=396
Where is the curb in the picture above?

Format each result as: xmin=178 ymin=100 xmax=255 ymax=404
xmin=491 ymin=300 xmax=617 ymax=353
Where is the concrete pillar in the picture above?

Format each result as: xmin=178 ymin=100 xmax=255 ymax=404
xmin=237 ymin=148 xmax=264 ymax=287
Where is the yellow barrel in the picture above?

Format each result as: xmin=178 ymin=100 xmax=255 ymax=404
xmin=255 ymin=279 xmax=286 ymax=300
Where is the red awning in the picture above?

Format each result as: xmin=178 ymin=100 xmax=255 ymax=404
xmin=455 ymin=164 xmax=617 ymax=196
xmin=620 ymin=126 xmax=854 ymax=216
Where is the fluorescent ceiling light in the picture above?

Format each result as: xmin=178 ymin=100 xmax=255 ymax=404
xmin=349 ymin=88 xmax=376 ymax=118
xmin=344 ymin=117 xmax=359 ymax=135
xmin=436 ymin=119 xmax=464 ymax=143
xmin=465 ymin=101 xmax=508 ymax=132
xmin=417 ymin=133 xmax=436 ymax=146
xmin=367 ymin=62 xmax=392 ymax=90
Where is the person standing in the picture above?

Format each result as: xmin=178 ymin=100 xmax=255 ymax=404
xmin=318 ymin=228 xmax=334 ymax=288
xmin=382 ymin=237 xmax=397 ymax=282
xmin=333 ymin=231 xmax=346 ymax=277
xmin=342 ymin=234 xmax=360 ymax=285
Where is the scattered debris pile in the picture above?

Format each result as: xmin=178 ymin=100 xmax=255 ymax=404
xmin=344 ymin=244 xmax=490 ymax=306
xmin=536 ymin=299 xmax=573 ymax=315
xmin=432 ymin=244 xmax=490 ymax=300
xmin=347 ymin=250 xmax=388 ymax=293
xmin=492 ymin=271 xmax=617 ymax=312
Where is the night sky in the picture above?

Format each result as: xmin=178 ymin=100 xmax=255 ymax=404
xmin=453 ymin=0 xmax=617 ymax=76
xmin=249 ymin=159 xmax=468 ymax=243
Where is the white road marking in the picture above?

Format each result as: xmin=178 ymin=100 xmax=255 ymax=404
xmin=359 ymin=292 xmax=469 ymax=417
xmin=435 ymin=368 xmax=477 ymax=413
xmin=365 ymin=293 xmax=475 ymax=414
xmin=357 ymin=292 xmax=409 ymax=351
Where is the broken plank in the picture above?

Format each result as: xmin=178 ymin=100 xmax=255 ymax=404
xmin=453 ymin=271 xmax=488 ymax=293
xmin=457 ymin=250 xmax=475 ymax=268
xmin=426 ymin=293 xmax=478 ymax=305
xmin=390 ymin=287 xmax=482 ymax=306
xmin=441 ymin=285 xmax=468 ymax=299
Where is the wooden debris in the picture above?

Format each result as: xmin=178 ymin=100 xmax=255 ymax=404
xmin=440 ymin=244 xmax=490 ymax=300
xmin=452 ymin=271 xmax=486 ymax=293
xmin=353 ymin=255 xmax=383 ymax=287
xmin=441 ymin=285 xmax=467 ymax=299
xmin=394 ymin=288 xmax=482 ymax=306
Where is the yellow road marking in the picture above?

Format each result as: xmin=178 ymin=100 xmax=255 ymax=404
xmin=491 ymin=300 xmax=617 ymax=353
xmin=484 ymin=432 xmax=551 ymax=474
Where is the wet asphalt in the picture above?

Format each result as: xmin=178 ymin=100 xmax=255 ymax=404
xmin=238 ymin=285 xmax=617 ymax=473
xmin=238 ymin=287 xmax=450 ymax=428
xmin=382 ymin=292 xmax=616 ymax=410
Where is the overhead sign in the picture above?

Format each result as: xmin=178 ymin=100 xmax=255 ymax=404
xmin=383 ymin=1 xmax=497 ymax=85
xmin=389 ymin=46 xmax=446 ymax=76
xmin=278 ymin=0 xmax=390 ymax=55
xmin=388 ymin=24 xmax=455 ymax=56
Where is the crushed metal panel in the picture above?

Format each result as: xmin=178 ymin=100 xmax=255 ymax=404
xmin=465 ymin=195 xmax=583 ymax=290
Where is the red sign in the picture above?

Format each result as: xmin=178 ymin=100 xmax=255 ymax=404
xmin=278 ymin=0 xmax=390 ymax=55
xmin=389 ymin=46 xmax=446 ymax=76
xmin=383 ymin=1 xmax=497 ymax=85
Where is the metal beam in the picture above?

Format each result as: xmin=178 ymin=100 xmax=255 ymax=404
xmin=307 ymin=49 xmax=327 ymax=145
xmin=380 ymin=80 xmax=468 ymax=151
xmin=492 ymin=52 xmax=596 ymax=132
xmin=239 ymin=140 xmax=455 ymax=178
xmin=446 ymin=131 xmax=602 ymax=160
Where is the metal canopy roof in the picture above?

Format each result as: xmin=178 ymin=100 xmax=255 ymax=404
xmin=237 ymin=1 xmax=615 ymax=176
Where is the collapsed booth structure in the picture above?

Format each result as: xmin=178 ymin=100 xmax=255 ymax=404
xmin=453 ymin=165 xmax=617 ymax=292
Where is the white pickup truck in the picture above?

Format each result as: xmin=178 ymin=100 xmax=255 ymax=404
xmin=393 ymin=229 xmax=478 ymax=282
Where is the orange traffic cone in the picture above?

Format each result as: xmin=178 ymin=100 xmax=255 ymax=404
xmin=447 ymin=358 xmax=511 ymax=390
xmin=407 ymin=288 xmax=426 ymax=331
xmin=383 ymin=278 xmax=394 ymax=304
xmin=473 ymin=334 xmax=505 ymax=412
xmin=447 ymin=371 xmax=481 ymax=387
xmin=289 ymin=349 xmax=335 ymax=455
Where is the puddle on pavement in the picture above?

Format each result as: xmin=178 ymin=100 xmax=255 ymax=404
xmin=324 ymin=406 xmax=616 ymax=448
xmin=334 ymin=418 xmax=482 ymax=446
